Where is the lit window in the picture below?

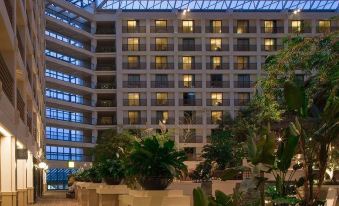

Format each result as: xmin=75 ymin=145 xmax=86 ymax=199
xmin=100 ymin=117 xmax=113 ymax=125
xmin=236 ymin=56 xmax=249 ymax=70
xmin=127 ymin=38 xmax=139 ymax=51
xmin=318 ymin=20 xmax=331 ymax=33
xmin=211 ymin=20 xmax=222 ymax=33
xmin=155 ymin=56 xmax=167 ymax=69
xmin=155 ymin=38 xmax=168 ymax=51
xmin=183 ymin=74 xmax=194 ymax=88
xmin=182 ymin=20 xmax=194 ymax=33
xmin=127 ymin=20 xmax=137 ymax=30
xmin=291 ymin=20 xmax=302 ymax=33
xmin=211 ymin=56 xmax=222 ymax=69
xmin=264 ymin=20 xmax=275 ymax=33
xmin=211 ymin=93 xmax=223 ymax=106
xmin=211 ymin=111 xmax=223 ymax=124
xmin=157 ymin=111 xmax=169 ymax=124
xmin=182 ymin=56 xmax=192 ymax=70
xmin=127 ymin=56 xmax=139 ymax=68
xmin=155 ymin=20 xmax=167 ymax=29
xmin=128 ymin=93 xmax=140 ymax=106
xmin=238 ymin=92 xmax=250 ymax=105
xmin=156 ymin=93 xmax=168 ymax=105
xmin=237 ymin=20 xmax=249 ymax=33
xmin=128 ymin=111 xmax=140 ymax=124
xmin=210 ymin=38 xmax=222 ymax=51
xmin=264 ymin=38 xmax=276 ymax=51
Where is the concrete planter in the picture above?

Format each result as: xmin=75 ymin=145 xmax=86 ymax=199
xmin=96 ymin=185 xmax=129 ymax=206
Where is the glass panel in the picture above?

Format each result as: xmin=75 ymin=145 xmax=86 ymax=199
xmin=264 ymin=20 xmax=275 ymax=33
xmin=128 ymin=38 xmax=139 ymax=51
xmin=318 ymin=20 xmax=331 ymax=32
xmin=291 ymin=20 xmax=302 ymax=32
xmin=211 ymin=56 xmax=221 ymax=69
xmin=182 ymin=56 xmax=192 ymax=70
xmin=128 ymin=93 xmax=140 ymax=106
xmin=155 ymin=20 xmax=167 ymax=28
xmin=128 ymin=111 xmax=140 ymax=124
xmin=210 ymin=38 xmax=222 ymax=51
xmin=211 ymin=111 xmax=223 ymax=123
xmin=211 ymin=20 xmax=222 ymax=33
xmin=211 ymin=93 xmax=223 ymax=106
xmin=155 ymin=38 xmax=168 ymax=50
xmin=237 ymin=20 xmax=249 ymax=33
xmin=182 ymin=20 xmax=194 ymax=33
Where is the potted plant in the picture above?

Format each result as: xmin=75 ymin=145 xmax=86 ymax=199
xmin=97 ymin=159 xmax=125 ymax=185
xmin=126 ymin=134 xmax=187 ymax=190
xmin=74 ymin=169 xmax=91 ymax=182
xmin=87 ymin=166 xmax=102 ymax=183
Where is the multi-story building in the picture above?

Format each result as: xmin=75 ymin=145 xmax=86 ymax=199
xmin=43 ymin=0 xmax=338 ymax=189
xmin=0 ymin=0 xmax=45 ymax=205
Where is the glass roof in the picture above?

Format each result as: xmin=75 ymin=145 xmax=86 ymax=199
xmin=95 ymin=0 xmax=339 ymax=11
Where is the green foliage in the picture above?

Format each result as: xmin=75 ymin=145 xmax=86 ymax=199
xmin=96 ymin=159 xmax=125 ymax=180
xmin=125 ymin=133 xmax=187 ymax=180
xmin=193 ymin=187 xmax=209 ymax=206
xmin=87 ymin=166 xmax=102 ymax=182
xmin=190 ymin=161 xmax=213 ymax=182
xmin=276 ymin=130 xmax=299 ymax=172
xmin=74 ymin=169 xmax=91 ymax=182
xmin=193 ymin=187 xmax=244 ymax=206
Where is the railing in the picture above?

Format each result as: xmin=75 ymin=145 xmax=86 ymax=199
xmin=151 ymin=99 xmax=175 ymax=106
xmin=178 ymin=81 xmax=202 ymax=88
xmin=234 ymin=81 xmax=255 ymax=88
xmin=122 ymin=63 xmax=146 ymax=70
xmin=179 ymin=117 xmax=203 ymax=124
xmin=206 ymin=63 xmax=229 ymax=70
xmin=17 ymin=89 xmax=25 ymax=121
xmin=27 ymin=114 xmax=32 ymax=134
xmin=96 ymin=45 xmax=116 ymax=53
xmin=46 ymin=131 xmax=93 ymax=143
xmin=97 ymin=117 xmax=117 ymax=125
xmin=234 ymin=26 xmax=257 ymax=33
xmin=46 ymin=89 xmax=93 ymax=106
xmin=150 ymin=81 xmax=174 ymax=88
xmin=316 ymin=26 xmax=338 ymax=33
xmin=178 ymin=26 xmax=201 ymax=33
xmin=123 ymin=118 xmax=147 ymax=125
xmin=205 ymin=26 xmax=229 ymax=33
xmin=96 ymin=27 xmax=115 ymax=34
xmin=288 ymin=26 xmax=312 ymax=33
xmin=151 ymin=118 xmax=175 ymax=124
xmin=96 ymin=82 xmax=115 ymax=89
xmin=150 ymin=26 xmax=174 ymax=33
xmin=179 ymin=99 xmax=202 ymax=106
xmin=261 ymin=45 xmax=283 ymax=52
xmin=123 ymin=99 xmax=147 ymax=106
xmin=206 ymin=44 xmax=229 ymax=51
xmin=96 ymin=100 xmax=116 ymax=107
xmin=45 ymin=50 xmax=92 ymax=69
xmin=260 ymin=27 xmax=284 ymax=33
xmin=150 ymin=63 xmax=174 ymax=70
xmin=96 ymin=63 xmax=116 ymax=71
xmin=206 ymin=81 xmax=230 ymax=88
xmin=234 ymin=99 xmax=251 ymax=106
xmin=4 ymin=0 xmax=13 ymax=25
xmin=233 ymin=45 xmax=257 ymax=51
xmin=122 ymin=44 xmax=146 ymax=51
xmin=150 ymin=44 xmax=174 ymax=51
xmin=234 ymin=63 xmax=257 ymax=70
xmin=122 ymin=26 xmax=146 ymax=33
xmin=122 ymin=81 xmax=147 ymax=88
xmin=0 ymin=53 xmax=14 ymax=104
xmin=46 ymin=111 xmax=93 ymax=125
xmin=45 ymin=30 xmax=91 ymax=50
xmin=178 ymin=44 xmax=202 ymax=51
xmin=179 ymin=135 xmax=203 ymax=143
xmin=46 ymin=152 xmax=92 ymax=162
xmin=178 ymin=63 xmax=202 ymax=70
xmin=17 ymin=33 xmax=25 ymax=59
xmin=206 ymin=99 xmax=230 ymax=106
xmin=45 ymin=69 xmax=92 ymax=88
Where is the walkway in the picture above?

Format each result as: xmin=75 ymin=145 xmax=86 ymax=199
xmin=33 ymin=191 xmax=77 ymax=206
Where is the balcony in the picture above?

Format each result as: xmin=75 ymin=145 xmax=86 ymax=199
xmin=316 ymin=26 xmax=338 ymax=33
xmin=46 ymin=153 xmax=92 ymax=162
xmin=151 ymin=81 xmax=174 ymax=88
xmin=45 ymin=30 xmax=91 ymax=50
xmin=233 ymin=45 xmax=257 ymax=51
xmin=179 ymin=135 xmax=203 ymax=143
xmin=207 ymin=118 xmax=227 ymax=125
xmin=96 ymin=45 xmax=116 ymax=53
xmin=122 ymin=63 xmax=146 ymax=70
xmin=206 ymin=81 xmax=230 ymax=88
xmin=96 ymin=100 xmax=116 ymax=107
xmin=206 ymin=99 xmax=230 ymax=106
xmin=17 ymin=90 xmax=25 ymax=121
xmin=96 ymin=27 xmax=115 ymax=34
xmin=97 ymin=116 xmax=117 ymax=125
xmin=234 ymin=81 xmax=255 ymax=88
xmin=46 ymin=114 xmax=93 ymax=125
xmin=261 ymin=27 xmax=284 ymax=33
xmin=178 ymin=26 xmax=201 ymax=33
xmin=0 ymin=54 xmax=14 ymax=104
xmin=206 ymin=44 xmax=229 ymax=51
xmin=179 ymin=81 xmax=202 ymax=88
xmin=206 ymin=63 xmax=229 ymax=70
xmin=179 ymin=117 xmax=203 ymax=124
xmin=96 ymin=63 xmax=116 ymax=71
xmin=151 ymin=118 xmax=175 ymax=124
xmin=234 ymin=99 xmax=251 ymax=106
xmin=234 ymin=26 xmax=257 ymax=33
xmin=234 ymin=63 xmax=257 ymax=70
xmin=46 ymin=132 xmax=94 ymax=143
xmin=150 ymin=63 xmax=174 ymax=70
xmin=122 ymin=81 xmax=147 ymax=88
xmin=122 ymin=26 xmax=146 ymax=33
xmin=151 ymin=99 xmax=175 ymax=106
xmin=96 ymin=82 xmax=115 ymax=89
xmin=46 ymin=93 xmax=93 ymax=106
xmin=205 ymin=26 xmax=229 ymax=33
xmin=289 ymin=26 xmax=312 ymax=33
xmin=261 ymin=45 xmax=283 ymax=52
xmin=45 ymin=50 xmax=92 ymax=69
xmin=178 ymin=63 xmax=202 ymax=70
xmin=123 ymin=118 xmax=147 ymax=125
xmin=179 ymin=99 xmax=202 ymax=106
xmin=150 ymin=26 xmax=174 ymax=33
xmin=123 ymin=99 xmax=147 ymax=106
xmin=178 ymin=44 xmax=202 ymax=51
xmin=150 ymin=44 xmax=174 ymax=51
xmin=122 ymin=44 xmax=146 ymax=51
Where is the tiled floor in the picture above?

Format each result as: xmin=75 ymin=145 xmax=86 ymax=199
xmin=33 ymin=191 xmax=77 ymax=206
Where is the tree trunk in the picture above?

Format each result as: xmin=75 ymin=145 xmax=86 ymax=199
xmin=316 ymin=143 xmax=329 ymax=199
xmin=259 ymin=171 xmax=265 ymax=206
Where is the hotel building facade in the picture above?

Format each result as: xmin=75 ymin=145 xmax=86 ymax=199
xmin=43 ymin=0 xmax=339 ymax=190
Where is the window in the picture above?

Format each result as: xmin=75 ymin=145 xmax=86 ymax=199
xmin=128 ymin=111 xmax=140 ymax=124
xmin=182 ymin=56 xmax=193 ymax=70
xmin=183 ymin=93 xmax=195 ymax=105
xmin=128 ymin=74 xmax=140 ymax=82
xmin=264 ymin=38 xmax=276 ymax=51
xmin=156 ymin=111 xmax=169 ymax=123
xmin=236 ymin=56 xmax=249 ymax=69
xmin=45 ymin=69 xmax=84 ymax=86
xmin=238 ymin=92 xmax=250 ymax=105
xmin=46 ymin=107 xmax=84 ymax=123
xmin=211 ymin=111 xmax=223 ymax=124
xmin=264 ymin=20 xmax=276 ymax=33
xmin=155 ymin=38 xmax=168 ymax=51
xmin=211 ymin=56 xmax=222 ymax=69
xmin=210 ymin=38 xmax=222 ymax=51
xmin=211 ymin=93 xmax=223 ymax=106
xmin=182 ymin=38 xmax=195 ymax=50
xmin=237 ymin=38 xmax=250 ymax=50
xmin=291 ymin=20 xmax=302 ymax=33
xmin=237 ymin=74 xmax=251 ymax=88
xmin=46 ymin=145 xmax=83 ymax=161
xmin=155 ymin=74 xmax=168 ymax=82
xmin=182 ymin=20 xmax=194 ymax=33
xmin=127 ymin=56 xmax=139 ymax=68
xmin=155 ymin=20 xmax=167 ymax=31
xmin=127 ymin=38 xmax=139 ymax=51
xmin=237 ymin=20 xmax=249 ymax=33
xmin=128 ymin=93 xmax=140 ymax=106
xmin=46 ymin=126 xmax=84 ymax=142
xmin=318 ymin=20 xmax=331 ymax=33
xmin=211 ymin=20 xmax=222 ymax=33
xmin=155 ymin=56 xmax=167 ymax=69
xmin=156 ymin=93 xmax=168 ymax=105
xmin=45 ymin=88 xmax=84 ymax=104
xmin=183 ymin=74 xmax=194 ymax=88
xmin=210 ymin=74 xmax=223 ymax=87
xmin=184 ymin=111 xmax=194 ymax=120
xmin=127 ymin=20 xmax=138 ymax=32
xmin=47 ymin=168 xmax=77 ymax=190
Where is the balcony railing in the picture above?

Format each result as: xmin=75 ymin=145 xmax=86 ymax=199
xmin=122 ymin=81 xmax=147 ymax=88
xmin=316 ymin=26 xmax=338 ymax=33
xmin=150 ymin=44 xmax=174 ymax=51
xmin=97 ymin=117 xmax=117 ymax=125
xmin=151 ymin=99 xmax=175 ymax=106
xmin=46 ymin=113 xmax=93 ymax=125
xmin=96 ymin=27 xmax=115 ymax=34
xmin=151 ymin=118 xmax=175 ymax=124
xmin=151 ymin=81 xmax=174 ymax=88
xmin=122 ymin=44 xmax=146 ymax=51
xmin=234 ymin=26 xmax=257 ymax=33
xmin=46 ymin=93 xmax=93 ymax=106
xmin=179 ymin=81 xmax=202 ymax=88
xmin=46 ymin=152 xmax=92 ymax=162
xmin=234 ymin=99 xmax=251 ymax=106
xmin=123 ymin=118 xmax=147 ymax=125
xmin=45 ymin=50 xmax=92 ymax=69
xmin=122 ymin=26 xmax=146 ymax=33
xmin=178 ymin=63 xmax=202 ymax=70
xmin=206 ymin=99 xmax=230 ymax=106
xmin=96 ymin=63 xmax=116 ymax=71
xmin=17 ymin=33 xmax=24 ymax=60
xmin=206 ymin=81 xmax=230 ymax=88
xmin=207 ymin=118 xmax=226 ymax=125
xmin=288 ymin=26 xmax=312 ymax=33
xmin=17 ymin=90 xmax=25 ymax=121
xmin=233 ymin=45 xmax=257 ymax=51
xmin=179 ymin=99 xmax=202 ymax=106
xmin=123 ymin=99 xmax=147 ymax=106
xmin=96 ymin=82 xmax=116 ymax=89
xmin=234 ymin=63 xmax=257 ymax=70
xmin=234 ymin=81 xmax=255 ymax=88
xmin=150 ymin=63 xmax=174 ymax=70
xmin=179 ymin=117 xmax=203 ymax=124
xmin=205 ymin=26 xmax=229 ymax=33
xmin=96 ymin=100 xmax=116 ymax=107
xmin=27 ymin=114 xmax=32 ymax=133
xmin=46 ymin=131 xmax=94 ymax=143
xmin=178 ymin=44 xmax=202 ymax=51
xmin=179 ymin=135 xmax=203 ymax=143
xmin=45 ymin=30 xmax=91 ymax=50
xmin=122 ymin=63 xmax=146 ymax=70
xmin=206 ymin=44 xmax=229 ymax=51
xmin=178 ymin=26 xmax=201 ymax=33
xmin=260 ymin=27 xmax=284 ymax=33
xmin=96 ymin=45 xmax=116 ymax=53
xmin=4 ymin=0 xmax=13 ymax=25
xmin=150 ymin=26 xmax=174 ymax=33
xmin=206 ymin=63 xmax=229 ymax=70
xmin=261 ymin=45 xmax=283 ymax=52
xmin=0 ymin=53 xmax=14 ymax=104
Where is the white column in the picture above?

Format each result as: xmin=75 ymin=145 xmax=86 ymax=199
xmin=17 ymin=159 xmax=27 ymax=189
xmin=0 ymin=135 xmax=16 ymax=192
xmin=27 ymin=152 xmax=33 ymax=188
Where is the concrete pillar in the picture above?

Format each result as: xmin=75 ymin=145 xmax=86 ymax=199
xmin=17 ymin=159 xmax=28 ymax=206
xmin=27 ymin=152 xmax=34 ymax=204
xmin=0 ymin=135 xmax=17 ymax=206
